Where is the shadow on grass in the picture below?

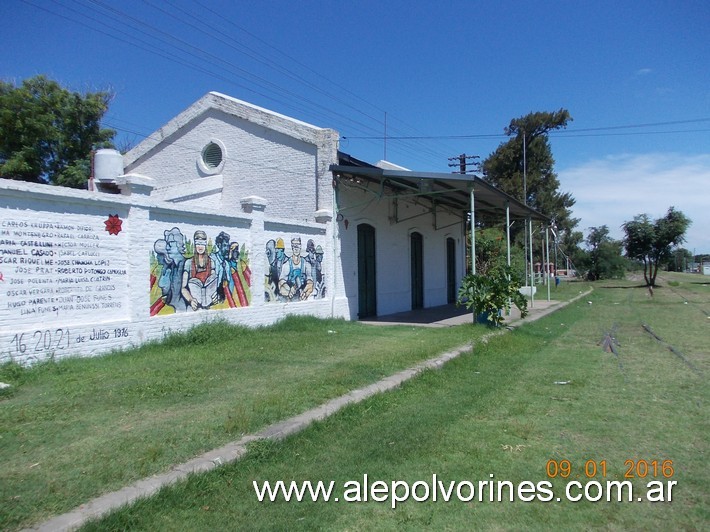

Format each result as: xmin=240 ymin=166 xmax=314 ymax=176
xmin=599 ymin=284 xmax=649 ymax=289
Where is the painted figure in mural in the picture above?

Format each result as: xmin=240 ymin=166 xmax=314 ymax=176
xmin=315 ymin=244 xmax=325 ymax=298
xmin=305 ymin=239 xmax=317 ymax=268
xmin=151 ymin=226 xmax=252 ymax=315
xmin=279 ymin=236 xmax=314 ymax=301
xmin=227 ymin=241 xmax=252 ymax=307
xmin=275 ymin=238 xmax=288 ymax=272
xmin=267 ymin=237 xmax=289 ymax=303
xmin=214 ymin=231 xmax=232 ymax=300
xmin=152 ymin=227 xmax=188 ymax=313
xmin=181 ymin=230 xmax=219 ymax=310
xmin=264 ymin=239 xmax=279 ymax=302
xmin=228 ymin=242 xmax=240 ymax=276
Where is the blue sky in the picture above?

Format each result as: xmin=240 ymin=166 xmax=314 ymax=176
xmin=2 ymin=0 xmax=709 ymax=253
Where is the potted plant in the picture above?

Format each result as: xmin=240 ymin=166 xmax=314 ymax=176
xmin=457 ymin=265 xmax=528 ymax=327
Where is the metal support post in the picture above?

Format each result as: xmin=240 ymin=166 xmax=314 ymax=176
xmin=470 ymin=186 xmax=476 ymax=275
xmin=546 ymin=226 xmax=551 ymax=301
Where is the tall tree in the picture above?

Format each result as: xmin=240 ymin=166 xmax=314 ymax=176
xmin=482 ymin=110 xmax=578 ymax=239
xmin=0 ymin=75 xmax=115 ymax=188
xmin=622 ymin=207 xmax=691 ymax=286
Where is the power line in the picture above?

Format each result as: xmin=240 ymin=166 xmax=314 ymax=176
xmin=551 ymin=128 xmax=710 ymax=138
xmin=22 ymin=0 xmax=708 ymax=171
xmin=186 ymin=0 xmax=464 ymax=162
xmin=84 ymin=0 xmax=455 ymax=165
xmin=343 ymin=118 xmax=710 ymax=140
xmin=23 ymin=0 xmax=464 ymax=168
xmin=555 ymin=118 xmax=710 ymax=133
xmin=76 ymin=0 xmax=380 ymax=134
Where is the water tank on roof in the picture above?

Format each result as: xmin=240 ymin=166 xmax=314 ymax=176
xmin=94 ymin=149 xmax=124 ymax=182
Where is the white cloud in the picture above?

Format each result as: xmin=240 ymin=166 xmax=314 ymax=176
xmin=635 ymin=68 xmax=653 ymax=76
xmin=559 ymin=153 xmax=710 ymax=253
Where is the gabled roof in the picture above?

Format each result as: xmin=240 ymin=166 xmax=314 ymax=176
xmin=124 ymin=92 xmax=337 ymax=167
xmin=332 ymin=152 xmax=549 ymax=222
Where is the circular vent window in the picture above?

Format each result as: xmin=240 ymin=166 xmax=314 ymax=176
xmin=202 ymin=142 xmax=223 ymax=169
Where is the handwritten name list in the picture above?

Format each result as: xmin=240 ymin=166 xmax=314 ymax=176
xmin=0 ymin=215 xmax=129 ymax=326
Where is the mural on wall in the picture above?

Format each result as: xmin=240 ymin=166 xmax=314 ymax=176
xmin=265 ymin=236 xmax=325 ymax=302
xmin=150 ymin=227 xmax=251 ymax=316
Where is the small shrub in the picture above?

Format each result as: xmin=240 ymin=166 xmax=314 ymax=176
xmin=457 ymin=265 xmax=528 ymax=327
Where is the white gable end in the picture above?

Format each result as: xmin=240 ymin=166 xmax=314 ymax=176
xmin=124 ymin=92 xmax=339 ymax=219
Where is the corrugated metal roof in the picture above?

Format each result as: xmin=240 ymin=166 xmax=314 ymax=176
xmin=331 ymin=152 xmax=549 ymax=222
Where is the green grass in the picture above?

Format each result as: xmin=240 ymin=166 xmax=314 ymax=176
xmin=0 ymin=316 xmax=486 ymax=530
xmin=3 ymin=274 xmax=706 ymax=530
xmin=77 ymin=274 xmax=708 ymax=531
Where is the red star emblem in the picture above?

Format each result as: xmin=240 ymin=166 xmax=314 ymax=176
xmin=104 ymin=214 xmax=123 ymax=235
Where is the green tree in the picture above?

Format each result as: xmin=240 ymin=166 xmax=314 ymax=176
xmin=666 ymin=247 xmax=693 ymax=272
xmin=582 ymin=225 xmax=627 ymax=280
xmin=0 ymin=75 xmax=115 ymax=188
xmin=481 ymin=109 xmax=578 ymax=240
xmin=465 ymin=227 xmax=525 ymax=276
xmin=622 ymin=207 xmax=691 ymax=286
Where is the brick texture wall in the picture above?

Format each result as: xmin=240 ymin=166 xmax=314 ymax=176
xmin=0 ymin=180 xmax=346 ymax=366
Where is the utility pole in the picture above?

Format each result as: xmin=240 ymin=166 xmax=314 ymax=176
xmin=450 ymin=154 xmax=480 ymax=280
xmin=448 ymin=153 xmax=480 ymax=174
xmin=522 ymin=132 xmax=530 ymax=291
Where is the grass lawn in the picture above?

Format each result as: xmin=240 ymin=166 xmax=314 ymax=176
xmin=79 ymin=274 xmax=707 ymax=530
xmin=3 ymin=275 xmax=708 ymax=530
xmin=0 ymin=315 xmax=486 ymax=530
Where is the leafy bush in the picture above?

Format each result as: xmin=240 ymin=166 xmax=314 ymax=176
xmin=457 ymin=265 xmax=528 ymax=327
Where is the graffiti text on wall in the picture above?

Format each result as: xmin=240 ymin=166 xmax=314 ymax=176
xmin=0 ymin=216 xmax=129 ymax=325
xmin=2 ymin=325 xmax=131 ymax=364
xmin=265 ymin=236 xmax=326 ymax=303
xmin=150 ymin=228 xmax=251 ymax=315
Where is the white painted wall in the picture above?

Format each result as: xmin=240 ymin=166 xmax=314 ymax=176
xmin=0 ymin=180 xmax=347 ymax=366
xmin=124 ymin=92 xmax=339 ymax=221
xmin=336 ymin=182 xmax=465 ymax=319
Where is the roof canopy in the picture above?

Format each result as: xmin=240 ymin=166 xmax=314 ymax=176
xmin=331 ymin=153 xmax=550 ymax=222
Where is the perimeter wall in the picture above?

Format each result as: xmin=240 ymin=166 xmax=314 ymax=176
xmin=0 ymin=179 xmax=345 ymax=366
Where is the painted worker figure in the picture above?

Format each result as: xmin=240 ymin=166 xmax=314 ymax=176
xmin=181 ymin=230 xmax=219 ymax=310
xmin=274 ymin=238 xmax=288 ymax=272
xmin=279 ymin=236 xmax=314 ymax=301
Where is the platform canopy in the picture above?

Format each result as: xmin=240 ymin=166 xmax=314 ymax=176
xmin=331 ymin=153 xmax=554 ymax=305
xmin=330 ymin=153 xmax=550 ymax=223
